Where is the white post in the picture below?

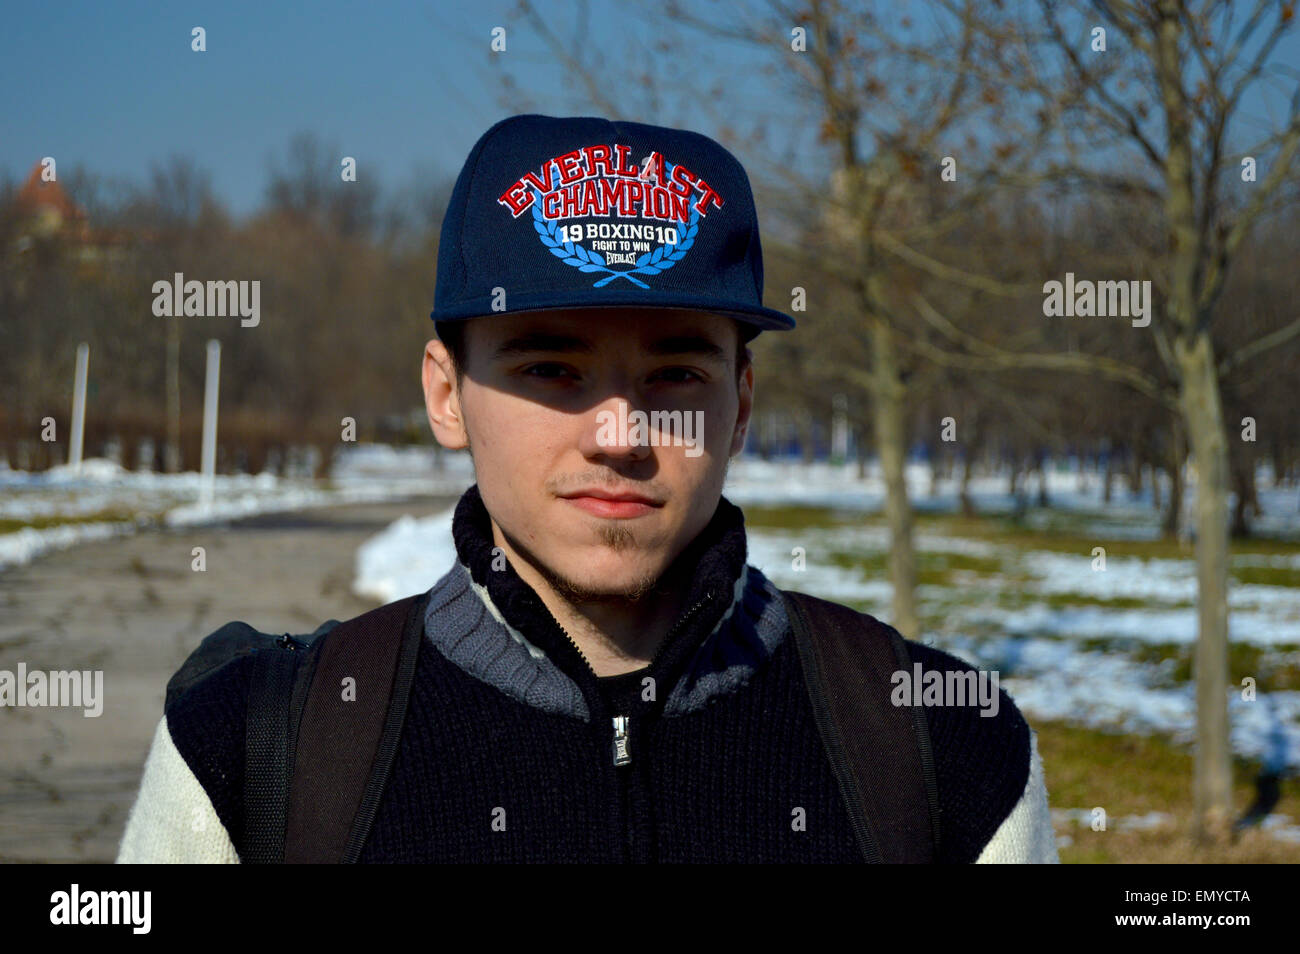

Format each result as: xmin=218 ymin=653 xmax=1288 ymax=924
xmin=69 ymin=343 xmax=89 ymax=474
xmin=199 ymin=339 xmax=221 ymax=510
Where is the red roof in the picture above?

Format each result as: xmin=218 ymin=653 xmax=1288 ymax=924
xmin=15 ymin=162 xmax=86 ymax=221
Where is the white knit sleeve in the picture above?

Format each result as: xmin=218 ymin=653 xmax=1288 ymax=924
xmin=116 ymin=715 xmax=241 ymax=864
xmin=975 ymin=728 xmax=1060 ymax=863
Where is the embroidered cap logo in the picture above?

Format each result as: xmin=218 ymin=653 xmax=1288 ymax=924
xmin=498 ymin=143 xmax=723 ymax=289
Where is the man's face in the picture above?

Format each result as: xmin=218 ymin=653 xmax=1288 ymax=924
xmin=422 ymin=307 xmax=754 ymax=604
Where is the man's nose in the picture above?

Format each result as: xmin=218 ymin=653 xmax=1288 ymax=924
xmin=578 ymin=395 xmax=652 ymax=461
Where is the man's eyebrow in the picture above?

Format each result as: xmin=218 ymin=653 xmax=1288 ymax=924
xmin=491 ymin=332 xmax=594 ymax=359
xmin=645 ymin=335 xmax=728 ymax=363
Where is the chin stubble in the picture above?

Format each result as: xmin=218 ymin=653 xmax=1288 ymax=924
xmin=500 ymin=514 xmax=668 ymax=605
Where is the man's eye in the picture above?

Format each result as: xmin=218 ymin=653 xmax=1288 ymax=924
xmin=522 ymin=363 xmax=574 ymax=380
xmin=653 ymin=367 xmax=704 ymax=384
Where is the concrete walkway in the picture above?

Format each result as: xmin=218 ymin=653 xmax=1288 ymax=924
xmin=0 ymin=495 xmax=458 ymax=863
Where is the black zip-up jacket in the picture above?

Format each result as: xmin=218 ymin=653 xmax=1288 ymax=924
xmin=117 ymin=485 xmax=1059 ymax=863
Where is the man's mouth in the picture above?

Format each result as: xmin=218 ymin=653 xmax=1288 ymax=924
xmin=559 ymin=488 xmax=663 ymax=519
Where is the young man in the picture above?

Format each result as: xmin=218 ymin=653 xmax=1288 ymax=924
xmin=118 ymin=114 xmax=1058 ymax=863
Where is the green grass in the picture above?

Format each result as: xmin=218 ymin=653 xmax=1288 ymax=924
xmin=1128 ymin=640 xmax=1300 ymax=691
xmin=916 ymin=508 xmax=1300 ymax=562
xmin=751 ymin=506 xmax=1300 ymax=860
xmin=915 ymin=552 xmax=1004 ymax=587
xmin=753 ymin=504 xmax=1300 ymax=565
xmin=1036 ymin=719 xmax=1300 ymax=863
xmin=823 ymin=550 xmax=885 ymax=574
xmin=1233 ymin=565 xmax=1300 ymax=587
xmin=1061 ymin=638 xmax=1300 ymax=691
xmin=0 ymin=509 xmax=149 ymax=534
xmin=996 ymin=590 xmax=1172 ymax=611
xmin=744 ymin=505 xmax=865 ymax=532
xmin=749 ymin=501 xmax=1300 ymax=690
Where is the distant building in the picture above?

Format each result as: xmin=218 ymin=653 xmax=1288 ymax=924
xmin=9 ymin=161 xmax=134 ymax=268
xmin=13 ymin=163 xmax=92 ymax=242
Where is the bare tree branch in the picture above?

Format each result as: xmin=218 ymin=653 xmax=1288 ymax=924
xmin=908 ymin=291 xmax=1176 ymax=408
xmin=874 ymin=230 xmax=1042 ymax=297
xmin=1217 ymin=315 xmax=1300 ymax=377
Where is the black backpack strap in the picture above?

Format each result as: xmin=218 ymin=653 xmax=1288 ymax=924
xmin=281 ymin=591 xmax=428 ymax=863
xmin=241 ymin=636 xmax=303 ymax=864
xmin=783 ymin=590 xmax=942 ymax=863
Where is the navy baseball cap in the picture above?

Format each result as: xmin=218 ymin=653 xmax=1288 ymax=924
xmin=431 ymin=113 xmax=796 ymax=335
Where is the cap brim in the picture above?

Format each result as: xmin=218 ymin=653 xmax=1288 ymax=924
xmin=431 ymin=288 xmax=796 ymax=332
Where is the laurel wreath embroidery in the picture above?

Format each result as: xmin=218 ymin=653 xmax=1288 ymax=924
xmin=531 ymin=162 xmax=701 ymax=289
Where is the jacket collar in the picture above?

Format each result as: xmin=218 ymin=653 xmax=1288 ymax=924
xmin=424 ymin=483 xmax=787 ymax=720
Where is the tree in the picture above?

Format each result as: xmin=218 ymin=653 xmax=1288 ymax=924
xmin=1037 ymin=0 xmax=1300 ymax=843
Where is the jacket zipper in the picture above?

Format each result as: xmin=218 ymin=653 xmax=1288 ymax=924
xmin=539 ymin=590 xmax=715 ymax=862
xmin=612 ymin=715 xmax=632 ymax=766
xmin=547 ymin=590 xmax=715 ymax=766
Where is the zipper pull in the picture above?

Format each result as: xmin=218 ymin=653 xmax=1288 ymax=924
xmin=612 ymin=715 xmax=632 ymax=767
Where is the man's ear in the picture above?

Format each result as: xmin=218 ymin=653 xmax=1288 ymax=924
xmin=729 ymin=360 xmax=754 ymax=458
xmin=422 ymin=338 xmax=468 ymax=450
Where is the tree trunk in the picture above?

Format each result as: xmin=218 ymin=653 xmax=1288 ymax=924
xmin=1127 ymin=448 xmax=1144 ymax=497
xmin=960 ymin=452 xmax=976 ymax=517
xmin=1175 ymin=332 xmax=1233 ymax=842
xmin=960 ymin=416 xmax=984 ymax=517
xmin=869 ymin=320 xmax=919 ymax=638
xmin=1230 ymin=470 xmax=1250 ymax=538
xmin=1103 ymin=448 xmax=1115 ymax=504
xmin=1162 ymin=451 xmax=1183 ymax=539
xmin=1152 ymin=0 xmax=1233 ymax=842
xmin=799 ymin=411 xmax=816 ymax=465
xmin=314 ymin=441 xmax=337 ymax=480
xmin=1229 ymin=445 xmax=1259 ymax=538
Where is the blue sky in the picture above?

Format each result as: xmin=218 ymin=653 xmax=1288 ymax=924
xmin=1 ymin=1 xmax=647 ymax=215
xmin=4 ymin=1 xmax=1298 ymax=220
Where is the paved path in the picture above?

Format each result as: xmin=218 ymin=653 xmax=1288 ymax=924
xmin=0 ymin=495 xmax=458 ymax=863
